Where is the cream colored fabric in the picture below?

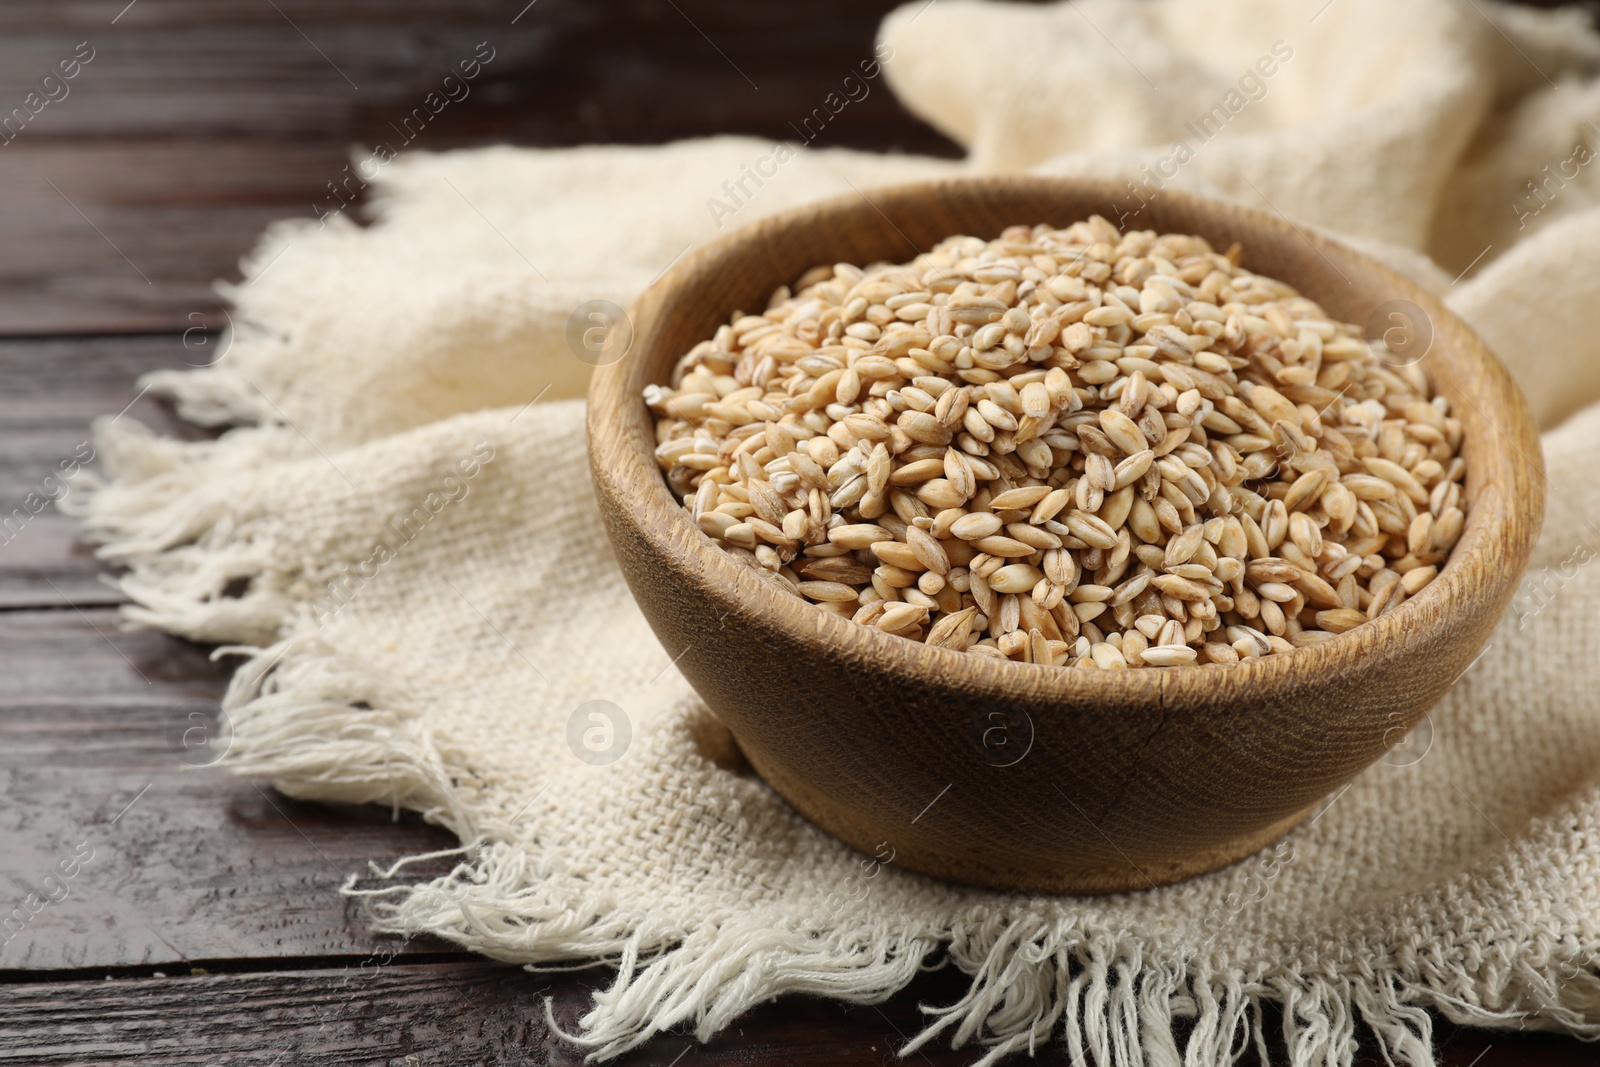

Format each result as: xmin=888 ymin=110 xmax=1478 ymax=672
xmin=76 ymin=1 xmax=1600 ymax=1063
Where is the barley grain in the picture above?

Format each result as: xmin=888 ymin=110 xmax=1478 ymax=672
xmin=649 ymin=218 xmax=1467 ymax=667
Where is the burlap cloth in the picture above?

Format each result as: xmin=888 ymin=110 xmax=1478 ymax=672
xmin=73 ymin=1 xmax=1600 ymax=1063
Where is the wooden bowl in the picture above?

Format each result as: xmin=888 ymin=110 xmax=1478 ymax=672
xmin=587 ymin=177 xmax=1543 ymax=894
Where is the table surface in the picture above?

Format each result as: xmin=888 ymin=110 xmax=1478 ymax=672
xmin=1 ymin=1 xmax=1592 ymax=1063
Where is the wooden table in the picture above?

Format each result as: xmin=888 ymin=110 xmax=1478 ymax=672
xmin=0 ymin=2 xmax=1590 ymax=1062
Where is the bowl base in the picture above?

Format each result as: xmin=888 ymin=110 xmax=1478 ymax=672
xmin=743 ymin=744 xmax=1317 ymax=896
xmin=900 ymin=806 xmax=1317 ymax=896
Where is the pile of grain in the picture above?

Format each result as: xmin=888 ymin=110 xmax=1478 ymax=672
xmin=645 ymin=217 xmax=1466 ymax=668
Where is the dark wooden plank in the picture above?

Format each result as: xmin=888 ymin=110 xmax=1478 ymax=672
xmin=0 ymin=508 xmax=111 ymax=610
xmin=0 ymin=2 xmax=962 ymax=150
xmin=0 ymin=610 xmax=460 ymax=969
xmin=0 ymin=608 xmax=227 ymax=701
xmin=0 ymin=960 xmax=1577 ymax=1066
xmin=0 ymin=335 xmax=189 ymax=415
xmin=0 ymin=963 xmax=537 ymax=1067
xmin=0 ymin=336 xmax=204 ymax=607
xmin=0 ymin=142 xmax=349 ymax=333
xmin=0 ymin=0 xmax=961 ymax=333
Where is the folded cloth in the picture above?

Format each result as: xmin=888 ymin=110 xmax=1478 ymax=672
xmin=74 ymin=0 xmax=1600 ymax=1063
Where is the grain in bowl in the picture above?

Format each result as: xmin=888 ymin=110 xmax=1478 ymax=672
xmin=645 ymin=216 xmax=1466 ymax=668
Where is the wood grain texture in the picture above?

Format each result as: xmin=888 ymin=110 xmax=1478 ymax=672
xmin=0 ymin=142 xmax=348 ymax=333
xmin=0 ymin=608 xmax=227 ymax=703
xmin=0 ymin=0 xmax=962 ymax=333
xmin=0 ymin=1 xmax=966 ymax=151
xmin=0 ymin=336 xmax=208 ymax=608
xmin=0 ymin=610 xmax=461 ymax=970
xmin=0 ymin=960 xmax=1575 ymax=1067
xmin=588 ymin=176 xmax=1545 ymax=894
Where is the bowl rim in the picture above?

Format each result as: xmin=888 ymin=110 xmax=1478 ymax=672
xmin=588 ymin=175 xmax=1542 ymax=706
